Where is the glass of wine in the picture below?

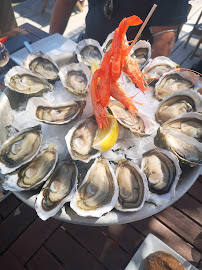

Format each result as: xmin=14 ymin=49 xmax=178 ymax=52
xmin=0 ymin=42 xmax=9 ymax=78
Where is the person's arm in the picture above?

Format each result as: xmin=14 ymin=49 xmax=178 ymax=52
xmin=49 ymin=0 xmax=78 ymax=34
xmin=151 ymin=25 xmax=178 ymax=58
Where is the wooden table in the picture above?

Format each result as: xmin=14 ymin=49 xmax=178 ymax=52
xmin=0 ymin=23 xmax=201 ymax=270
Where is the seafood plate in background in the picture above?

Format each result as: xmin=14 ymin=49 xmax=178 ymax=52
xmin=1 ymin=18 xmax=202 ymax=224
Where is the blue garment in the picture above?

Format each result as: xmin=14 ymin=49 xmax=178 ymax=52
xmin=84 ymin=0 xmax=189 ymax=45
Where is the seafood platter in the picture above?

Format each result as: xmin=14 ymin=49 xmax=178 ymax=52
xmin=0 ymin=16 xmax=202 ymax=225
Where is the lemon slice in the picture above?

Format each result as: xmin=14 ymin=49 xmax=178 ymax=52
xmin=93 ymin=116 xmax=119 ymax=152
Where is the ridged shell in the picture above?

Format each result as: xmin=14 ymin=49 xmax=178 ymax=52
xmin=2 ymin=145 xmax=58 ymax=191
xmin=59 ymin=62 xmax=91 ymax=97
xmin=35 ymin=161 xmax=78 ymax=221
xmin=4 ymin=66 xmax=53 ymax=95
xmin=26 ymin=97 xmax=86 ymax=125
xmin=70 ymin=158 xmax=119 ymax=217
xmin=23 ymin=51 xmax=59 ymax=81
xmin=102 ymin=32 xmax=114 ymax=53
xmin=76 ymin=39 xmax=104 ymax=67
xmin=0 ymin=125 xmax=42 ymax=174
xmin=141 ymin=148 xmax=182 ymax=205
xmin=115 ymin=160 xmax=149 ymax=212
xmin=130 ymin=40 xmax=151 ymax=70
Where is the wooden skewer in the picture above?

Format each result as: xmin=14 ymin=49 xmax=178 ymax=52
xmin=130 ymin=4 xmax=157 ymax=48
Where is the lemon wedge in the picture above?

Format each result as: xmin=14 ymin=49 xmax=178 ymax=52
xmin=93 ymin=116 xmax=119 ymax=152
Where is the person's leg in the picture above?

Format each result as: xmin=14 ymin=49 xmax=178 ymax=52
xmin=0 ymin=0 xmax=17 ymax=36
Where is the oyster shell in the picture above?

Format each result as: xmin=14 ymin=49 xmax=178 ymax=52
xmin=141 ymin=148 xmax=182 ymax=205
xmin=65 ymin=117 xmax=100 ymax=163
xmin=155 ymin=90 xmax=202 ymax=124
xmin=70 ymin=158 xmax=119 ymax=217
xmin=155 ymin=70 xmax=200 ymax=100
xmin=59 ymin=63 xmax=91 ymax=97
xmin=109 ymin=100 xmax=155 ymax=136
xmin=3 ymin=145 xmax=58 ymax=191
xmin=4 ymin=66 xmax=53 ymax=95
xmin=142 ymin=56 xmax=179 ymax=82
xmin=23 ymin=51 xmax=59 ymax=81
xmin=0 ymin=125 xmax=42 ymax=174
xmin=35 ymin=161 xmax=78 ymax=220
xmin=102 ymin=32 xmax=114 ymax=53
xmin=76 ymin=39 xmax=104 ymax=67
xmin=26 ymin=97 xmax=86 ymax=125
xmin=130 ymin=40 xmax=151 ymax=70
xmin=115 ymin=160 xmax=149 ymax=212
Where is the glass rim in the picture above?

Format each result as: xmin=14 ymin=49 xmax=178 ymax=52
xmin=0 ymin=42 xmax=6 ymax=53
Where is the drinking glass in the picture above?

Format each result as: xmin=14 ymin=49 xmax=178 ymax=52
xmin=0 ymin=42 xmax=9 ymax=78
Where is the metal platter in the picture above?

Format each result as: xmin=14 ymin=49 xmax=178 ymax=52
xmin=1 ymin=84 xmax=201 ymax=226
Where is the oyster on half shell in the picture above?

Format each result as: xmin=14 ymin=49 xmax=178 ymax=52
xmin=59 ymin=63 xmax=91 ymax=97
xmin=4 ymin=66 xmax=53 ymax=95
xmin=26 ymin=97 xmax=86 ymax=125
xmin=35 ymin=161 xmax=78 ymax=221
xmin=0 ymin=125 xmax=42 ymax=174
xmin=130 ymin=40 xmax=151 ymax=70
xmin=70 ymin=158 xmax=119 ymax=217
xmin=141 ymin=148 xmax=182 ymax=205
xmin=3 ymin=145 xmax=58 ymax=191
xmin=23 ymin=51 xmax=59 ymax=81
xmin=65 ymin=117 xmax=100 ymax=163
xmin=155 ymin=90 xmax=202 ymax=124
xmin=115 ymin=160 xmax=149 ymax=212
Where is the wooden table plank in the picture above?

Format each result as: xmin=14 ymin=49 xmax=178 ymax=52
xmin=0 ymin=193 xmax=21 ymax=220
xmin=19 ymin=23 xmax=50 ymax=39
xmin=45 ymin=227 xmax=105 ymax=270
xmin=187 ymin=179 xmax=202 ymax=203
xmin=0 ymin=250 xmax=25 ymax=270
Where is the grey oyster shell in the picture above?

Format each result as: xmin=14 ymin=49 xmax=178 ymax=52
xmin=155 ymin=90 xmax=202 ymax=124
xmin=59 ymin=62 xmax=91 ymax=97
xmin=26 ymin=97 xmax=86 ymax=125
xmin=141 ymin=148 xmax=182 ymax=205
xmin=130 ymin=40 xmax=151 ymax=70
xmin=65 ymin=117 xmax=100 ymax=163
xmin=0 ymin=125 xmax=42 ymax=174
xmin=4 ymin=66 xmax=53 ymax=95
xmin=23 ymin=51 xmax=59 ymax=81
xmin=70 ymin=158 xmax=119 ymax=217
xmin=3 ymin=145 xmax=58 ymax=191
xmin=115 ymin=159 xmax=149 ymax=212
xmin=35 ymin=161 xmax=78 ymax=221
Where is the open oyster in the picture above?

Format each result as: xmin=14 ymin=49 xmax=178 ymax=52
xmin=0 ymin=125 xmax=42 ymax=174
xmin=4 ymin=66 xmax=53 ymax=95
xmin=130 ymin=40 xmax=151 ymax=70
xmin=70 ymin=158 xmax=118 ymax=217
xmin=102 ymin=32 xmax=114 ymax=53
xmin=35 ymin=161 xmax=78 ymax=221
xmin=3 ymin=145 xmax=58 ymax=191
xmin=59 ymin=63 xmax=91 ymax=97
xmin=142 ymin=56 xmax=179 ymax=83
xmin=65 ymin=117 xmax=100 ymax=163
xmin=155 ymin=70 xmax=200 ymax=100
xmin=26 ymin=97 xmax=86 ymax=125
xmin=76 ymin=39 xmax=104 ymax=67
xmin=109 ymin=100 xmax=155 ymax=136
xmin=115 ymin=160 xmax=149 ymax=212
xmin=141 ymin=148 xmax=182 ymax=205
xmin=23 ymin=51 xmax=59 ymax=81
xmin=155 ymin=90 xmax=202 ymax=124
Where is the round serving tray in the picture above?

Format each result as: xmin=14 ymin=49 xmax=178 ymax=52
xmin=1 ymin=87 xmax=201 ymax=226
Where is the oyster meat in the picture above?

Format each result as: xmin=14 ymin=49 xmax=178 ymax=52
xmin=3 ymin=145 xmax=58 ymax=191
xmin=59 ymin=63 xmax=91 ymax=96
xmin=141 ymin=148 xmax=182 ymax=205
xmin=4 ymin=66 xmax=53 ymax=95
xmin=65 ymin=117 xmax=100 ymax=163
xmin=109 ymin=100 xmax=155 ymax=136
xmin=155 ymin=90 xmax=202 ymax=123
xmin=70 ymin=158 xmax=119 ymax=217
xmin=155 ymin=70 xmax=199 ymax=100
xmin=115 ymin=160 xmax=149 ymax=212
xmin=76 ymin=39 xmax=104 ymax=67
xmin=23 ymin=51 xmax=59 ymax=81
xmin=26 ymin=97 xmax=86 ymax=125
xmin=0 ymin=125 xmax=42 ymax=174
xmin=102 ymin=32 xmax=114 ymax=53
xmin=35 ymin=161 xmax=78 ymax=220
xmin=130 ymin=40 xmax=151 ymax=70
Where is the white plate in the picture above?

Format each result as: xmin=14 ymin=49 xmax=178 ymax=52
xmin=124 ymin=233 xmax=198 ymax=270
